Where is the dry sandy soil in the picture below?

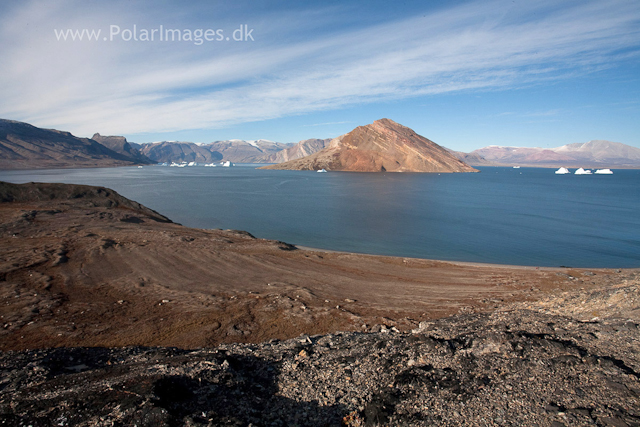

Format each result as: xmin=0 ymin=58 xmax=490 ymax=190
xmin=1 ymin=181 xmax=635 ymax=352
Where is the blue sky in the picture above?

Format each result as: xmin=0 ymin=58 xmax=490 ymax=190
xmin=1 ymin=0 xmax=639 ymax=152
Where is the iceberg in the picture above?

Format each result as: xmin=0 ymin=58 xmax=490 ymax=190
xmin=317 ymin=169 xmax=327 ymax=173
xmin=221 ymin=161 xmax=233 ymax=167
xmin=555 ymin=167 xmax=570 ymax=174
xmin=574 ymin=168 xmax=592 ymax=175
xmin=594 ymin=168 xmax=613 ymax=174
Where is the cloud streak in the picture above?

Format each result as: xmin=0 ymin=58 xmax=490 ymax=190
xmin=1 ymin=0 xmax=639 ymax=137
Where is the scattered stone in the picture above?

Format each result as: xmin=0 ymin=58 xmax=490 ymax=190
xmin=2 ymin=306 xmax=639 ymax=426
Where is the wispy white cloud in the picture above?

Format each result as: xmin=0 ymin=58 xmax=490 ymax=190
xmin=0 ymin=0 xmax=639 ymax=137
xmin=305 ymin=121 xmax=353 ymax=127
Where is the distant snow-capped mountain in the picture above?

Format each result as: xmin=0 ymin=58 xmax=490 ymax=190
xmin=208 ymin=139 xmax=290 ymax=163
xmin=462 ymin=140 xmax=640 ymax=167
xmin=138 ymin=139 xmax=294 ymax=163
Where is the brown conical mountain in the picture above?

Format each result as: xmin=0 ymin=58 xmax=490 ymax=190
xmin=260 ymin=119 xmax=477 ymax=173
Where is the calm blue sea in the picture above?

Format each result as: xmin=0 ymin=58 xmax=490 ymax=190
xmin=1 ymin=165 xmax=639 ymax=268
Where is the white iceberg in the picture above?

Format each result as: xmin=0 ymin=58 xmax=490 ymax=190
xmin=317 ymin=168 xmax=327 ymax=173
xmin=594 ymin=168 xmax=613 ymax=174
xmin=555 ymin=167 xmax=570 ymax=174
xmin=574 ymin=168 xmax=592 ymax=175
xmin=221 ymin=161 xmax=233 ymax=167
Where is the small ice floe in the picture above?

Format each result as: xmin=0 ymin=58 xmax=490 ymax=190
xmin=594 ymin=168 xmax=613 ymax=174
xmin=555 ymin=167 xmax=570 ymax=174
xmin=204 ymin=163 xmax=217 ymax=167
xmin=188 ymin=161 xmax=197 ymax=166
xmin=317 ymin=168 xmax=327 ymax=173
xmin=574 ymin=167 xmax=592 ymax=175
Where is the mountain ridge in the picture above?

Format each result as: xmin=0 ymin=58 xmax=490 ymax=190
xmin=0 ymin=119 xmax=146 ymax=169
xmin=2 ymin=118 xmax=638 ymax=169
xmin=463 ymin=140 xmax=640 ymax=167
xmin=139 ymin=140 xmax=223 ymax=163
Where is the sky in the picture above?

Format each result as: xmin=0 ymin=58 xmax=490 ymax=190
xmin=1 ymin=0 xmax=639 ymax=152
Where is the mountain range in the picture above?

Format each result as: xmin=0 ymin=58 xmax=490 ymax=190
xmin=208 ymin=139 xmax=290 ymax=163
xmin=461 ymin=141 xmax=640 ymax=168
xmin=1 ymin=118 xmax=639 ymax=169
xmin=139 ymin=141 xmax=223 ymax=163
xmin=0 ymin=119 xmax=149 ymax=169
xmin=261 ymin=119 xmax=477 ymax=173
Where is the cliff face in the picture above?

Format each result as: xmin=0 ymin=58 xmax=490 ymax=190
xmin=260 ymin=119 xmax=478 ymax=173
xmin=91 ymin=133 xmax=154 ymax=164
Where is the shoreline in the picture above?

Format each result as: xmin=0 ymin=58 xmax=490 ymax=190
xmin=295 ymin=245 xmax=639 ymax=271
xmin=2 ymin=167 xmax=638 ymax=270
xmin=4 ymin=163 xmax=640 ymax=172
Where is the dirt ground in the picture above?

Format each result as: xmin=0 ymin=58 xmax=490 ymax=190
xmin=1 ymin=181 xmax=636 ymax=351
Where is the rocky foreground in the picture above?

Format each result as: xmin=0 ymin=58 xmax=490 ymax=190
xmin=0 ymin=181 xmax=638 ymax=426
xmin=1 ymin=284 xmax=639 ymax=426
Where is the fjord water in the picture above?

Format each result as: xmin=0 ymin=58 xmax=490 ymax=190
xmin=1 ymin=166 xmax=638 ymax=267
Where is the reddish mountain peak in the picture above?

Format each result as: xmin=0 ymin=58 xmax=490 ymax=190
xmin=261 ymin=119 xmax=477 ymax=173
